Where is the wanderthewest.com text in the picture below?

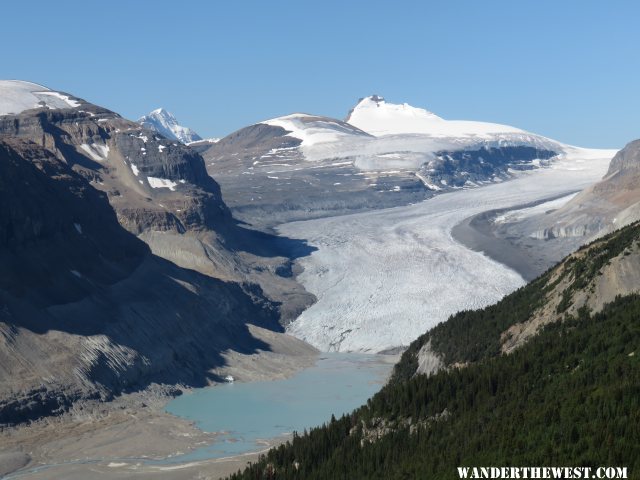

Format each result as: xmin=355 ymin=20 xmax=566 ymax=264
xmin=457 ymin=467 xmax=628 ymax=479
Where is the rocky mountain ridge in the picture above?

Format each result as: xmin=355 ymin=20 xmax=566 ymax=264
xmin=0 ymin=81 xmax=315 ymax=426
xmin=475 ymin=139 xmax=640 ymax=279
xmin=201 ymin=96 xmax=610 ymax=229
xmin=531 ymin=139 xmax=640 ymax=240
xmin=0 ymin=137 xmax=286 ymax=425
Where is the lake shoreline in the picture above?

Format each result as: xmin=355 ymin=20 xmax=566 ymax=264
xmin=1 ymin=352 xmax=396 ymax=480
xmin=163 ymin=352 xmax=397 ymax=464
xmin=0 ymin=326 xmax=319 ymax=480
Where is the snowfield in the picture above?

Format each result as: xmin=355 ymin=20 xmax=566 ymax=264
xmin=279 ymin=147 xmax=617 ymax=353
xmin=254 ymin=97 xmax=563 ymax=174
xmin=0 ymin=80 xmax=81 ymax=115
xmin=262 ymin=113 xmax=371 ymax=147
xmin=347 ymin=95 xmax=527 ymax=138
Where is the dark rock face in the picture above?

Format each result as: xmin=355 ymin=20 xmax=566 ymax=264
xmin=113 ymin=133 xmax=216 ymax=188
xmin=0 ymin=139 xmax=147 ymax=308
xmin=422 ymin=146 xmax=558 ymax=189
xmin=0 ymin=386 xmax=83 ymax=426
xmin=109 ymin=131 xmax=230 ymax=233
xmin=0 ymin=106 xmax=112 ymax=160
xmin=0 ymin=138 xmax=284 ymax=426
xmin=0 ymin=106 xmax=230 ymax=236
xmin=0 ymin=97 xmax=316 ymax=426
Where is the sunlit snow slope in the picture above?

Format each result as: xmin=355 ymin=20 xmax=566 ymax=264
xmin=280 ymin=147 xmax=616 ymax=353
xmin=243 ymin=95 xmax=562 ymax=165
xmin=346 ymin=95 xmax=527 ymax=138
xmin=0 ymin=80 xmax=81 ymax=115
xmin=204 ymin=94 xmax=609 ymax=232
xmin=138 ymin=108 xmax=203 ymax=144
xmin=262 ymin=113 xmax=372 ymax=147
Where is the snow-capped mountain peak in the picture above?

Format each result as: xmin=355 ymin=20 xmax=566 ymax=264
xmin=347 ymin=95 xmax=442 ymax=125
xmin=346 ymin=95 xmax=525 ymax=138
xmin=151 ymin=107 xmax=170 ymax=117
xmin=138 ymin=108 xmax=202 ymax=144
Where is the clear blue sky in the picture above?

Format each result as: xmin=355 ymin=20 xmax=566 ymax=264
xmin=3 ymin=0 xmax=638 ymax=148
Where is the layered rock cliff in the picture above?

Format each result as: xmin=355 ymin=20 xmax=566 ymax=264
xmin=0 ymin=82 xmax=315 ymax=426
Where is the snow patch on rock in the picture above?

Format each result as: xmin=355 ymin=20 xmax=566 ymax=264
xmin=147 ymin=176 xmax=179 ymax=191
xmin=79 ymin=143 xmax=109 ymax=161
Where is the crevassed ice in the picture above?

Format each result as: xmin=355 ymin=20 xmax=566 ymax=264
xmin=280 ymin=147 xmax=616 ymax=353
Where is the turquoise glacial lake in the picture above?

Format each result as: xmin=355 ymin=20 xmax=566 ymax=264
xmin=164 ymin=353 xmax=394 ymax=461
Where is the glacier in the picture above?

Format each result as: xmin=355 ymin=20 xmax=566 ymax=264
xmin=280 ymin=147 xmax=616 ymax=352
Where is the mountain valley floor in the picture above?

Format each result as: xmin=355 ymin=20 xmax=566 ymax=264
xmin=0 ymin=326 xmax=318 ymax=480
xmin=0 ymin=150 xmax=616 ymax=479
